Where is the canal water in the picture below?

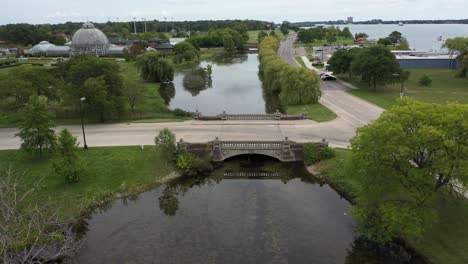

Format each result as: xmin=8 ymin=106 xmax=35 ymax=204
xmin=166 ymin=53 xmax=268 ymax=115
xmin=71 ymin=157 xmax=425 ymax=264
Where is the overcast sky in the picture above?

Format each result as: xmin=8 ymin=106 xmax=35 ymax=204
xmin=1 ymin=0 xmax=467 ymax=25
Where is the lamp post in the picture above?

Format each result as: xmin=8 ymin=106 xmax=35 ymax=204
xmin=133 ymin=17 xmax=137 ymax=34
xmin=392 ymin=73 xmax=404 ymax=98
xmin=142 ymin=18 xmax=147 ymax=33
xmin=79 ymin=97 xmax=88 ymax=149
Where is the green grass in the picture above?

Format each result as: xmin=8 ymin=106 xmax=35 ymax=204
xmin=316 ymin=149 xmax=468 ymax=264
xmin=295 ymin=56 xmax=306 ymax=67
xmin=340 ymin=69 xmax=468 ymax=109
xmin=0 ymin=146 xmax=174 ymax=219
xmin=287 ymin=103 xmax=337 ymax=122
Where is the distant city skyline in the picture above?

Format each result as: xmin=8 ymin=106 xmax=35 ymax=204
xmin=2 ymin=0 xmax=467 ymax=25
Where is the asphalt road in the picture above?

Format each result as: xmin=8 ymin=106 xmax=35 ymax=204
xmin=0 ymin=37 xmax=383 ymax=150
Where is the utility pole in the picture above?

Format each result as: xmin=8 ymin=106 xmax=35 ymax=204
xmin=142 ymin=18 xmax=147 ymax=32
xmin=79 ymin=97 xmax=88 ymax=149
xmin=164 ymin=17 xmax=167 ymax=33
xmin=133 ymin=17 xmax=137 ymax=34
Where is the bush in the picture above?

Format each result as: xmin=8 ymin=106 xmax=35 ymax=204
xmin=155 ymin=128 xmax=177 ymax=160
xmin=176 ymin=151 xmax=213 ymax=176
xmin=418 ymin=74 xmax=432 ymax=86
xmin=303 ymin=143 xmax=336 ymax=165
xmin=173 ymin=108 xmax=192 ymax=117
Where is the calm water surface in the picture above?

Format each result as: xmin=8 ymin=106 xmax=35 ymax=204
xmin=167 ymin=53 xmax=267 ymax=115
xmin=72 ymin=158 xmax=425 ymax=264
xmin=332 ymin=24 xmax=468 ymax=52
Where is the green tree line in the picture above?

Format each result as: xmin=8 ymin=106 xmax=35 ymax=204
xmin=259 ymin=36 xmax=321 ymax=107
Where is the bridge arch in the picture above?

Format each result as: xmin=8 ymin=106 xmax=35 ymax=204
xmin=222 ymin=152 xmax=282 ymax=162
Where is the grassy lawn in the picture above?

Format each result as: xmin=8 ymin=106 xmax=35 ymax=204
xmin=295 ymin=56 xmax=306 ymax=67
xmin=339 ymin=69 xmax=468 ymax=109
xmin=287 ymin=103 xmax=337 ymax=122
xmin=316 ymin=149 xmax=468 ymax=264
xmin=0 ymin=146 xmax=174 ymax=219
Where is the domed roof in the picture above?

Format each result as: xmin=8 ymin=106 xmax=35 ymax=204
xmin=71 ymin=22 xmax=109 ymax=48
xmin=28 ymin=41 xmax=55 ymax=54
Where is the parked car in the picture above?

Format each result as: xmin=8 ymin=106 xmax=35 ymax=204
xmin=321 ymin=74 xmax=336 ymax=81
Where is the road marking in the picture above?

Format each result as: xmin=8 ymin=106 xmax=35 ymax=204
xmin=320 ymin=97 xmax=369 ymax=126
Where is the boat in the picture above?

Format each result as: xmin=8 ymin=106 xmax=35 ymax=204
xmin=398 ymin=22 xmax=404 ymax=26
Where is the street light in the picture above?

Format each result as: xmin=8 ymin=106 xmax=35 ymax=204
xmin=392 ymin=73 xmax=404 ymax=98
xmin=79 ymin=97 xmax=88 ymax=149
xmin=133 ymin=17 xmax=137 ymax=34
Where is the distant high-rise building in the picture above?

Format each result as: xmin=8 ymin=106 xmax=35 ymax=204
xmin=347 ymin=17 xmax=354 ymax=23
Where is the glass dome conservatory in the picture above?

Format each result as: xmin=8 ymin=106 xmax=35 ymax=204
xmin=70 ymin=22 xmax=110 ymax=56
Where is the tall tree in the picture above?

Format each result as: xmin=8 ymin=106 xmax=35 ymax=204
xmin=350 ymin=98 xmax=468 ymax=242
xmin=53 ymin=129 xmax=81 ymax=183
xmin=327 ymin=48 xmax=361 ymax=75
xmin=124 ymin=80 xmax=145 ymax=115
xmin=352 ymin=45 xmax=400 ymax=90
xmin=16 ymin=95 xmax=56 ymax=157
xmin=155 ymin=128 xmax=177 ymax=160
xmin=341 ymin=27 xmax=353 ymax=39
xmin=442 ymin=37 xmax=468 ymax=77
xmin=136 ymin=52 xmax=175 ymax=83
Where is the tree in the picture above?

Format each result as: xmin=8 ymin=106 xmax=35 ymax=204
xmin=0 ymin=168 xmax=80 ymax=263
xmin=377 ymin=37 xmax=392 ymax=46
xmin=388 ymin=31 xmax=403 ymax=44
xmin=341 ymin=27 xmax=353 ymax=39
xmin=124 ymin=80 xmax=145 ymax=115
xmin=174 ymin=41 xmax=199 ymax=63
xmin=419 ymin=74 xmax=432 ymax=86
xmin=326 ymin=34 xmax=337 ymax=44
xmin=222 ymin=35 xmax=236 ymax=51
xmin=257 ymin=31 xmax=268 ymax=43
xmin=16 ymin=95 xmax=56 ymax=157
xmin=136 ymin=51 xmax=175 ymax=82
xmin=327 ymin=48 xmax=361 ymax=75
xmin=396 ymin=38 xmax=410 ymax=50
xmin=352 ymin=45 xmax=401 ymax=90
xmin=155 ymin=128 xmax=177 ymax=160
xmin=53 ymin=129 xmax=81 ymax=183
xmin=280 ymin=21 xmax=290 ymax=36
xmin=279 ymin=66 xmax=321 ymax=105
xmin=442 ymin=37 xmax=468 ymax=77
xmin=350 ymin=98 xmax=468 ymax=242
xmin=58 ymin=55 xmax=126 ymax=121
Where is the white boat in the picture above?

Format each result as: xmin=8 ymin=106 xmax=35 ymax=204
xmin=398 ymin=22 xmax=404 ymax=26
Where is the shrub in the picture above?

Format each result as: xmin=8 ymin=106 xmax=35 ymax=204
xmin=303 ymin=143 xmax=336 ymax=165
xmin=418 ymin=74 xmax=432 ymax=86
xmin=53 ymin=129 xmax=81 ymax=183
xmin=176 ymin=151 xmax=213 ymax=176
xmin=173 ymin=108 xmax=192 ymax=117
xmin=155 ymin=128 xmax=177 ymax=160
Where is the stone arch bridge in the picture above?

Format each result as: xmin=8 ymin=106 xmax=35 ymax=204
xmin=177 ymin=138 xmax=328 ymax=162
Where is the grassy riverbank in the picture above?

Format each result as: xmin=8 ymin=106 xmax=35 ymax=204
xmin=316 ymin=149 xmax=468 ymax=264
xmin=287 ymin=103 xmax=337 ymax=122
xmin=338 ymin=69 xmax=468 ymax=109
xmin=0 ymin=146 xmax=175 ymax=219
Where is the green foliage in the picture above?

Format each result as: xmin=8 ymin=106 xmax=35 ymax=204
xmin=187 ymin=28 xmax=245 ymax=50
xmin=182 ymin=67 xmax=211 ymax=95
xmin=154 ymin=128 xmax=177 ymax=160
xmin=396 ymin=38 xmax=410 ymax=50
xmin=259 ymin=36 xmax=320 ymax=107
xmin=388 ymin=31 xmax=403 ymax=44
xmin=59 ymin=55 xmax=126 ymax=121
xmin=0 ymin=66 xmax=61 ymax=109
xmin=303 ymin=143 xmax=336 ymax=166
xmin=123 ymin=44 xmax=145 ymax=61
xmin=341 ymin=27 xmax=353 ymax=39
xmin=377 ymin=38 xmax=392 ymax=46
xmin=350 ymin=98 xmax=468 ymax=243
xmin=355 ymin=32 xmax=369 ymax=39
xmin=53 ymin=129 xmax=81 ymax=183
xmin=16 ymin=95 xmax=56 ymax=156
xmin=257 ymin=31 xmax=269 ymax=43
xmin=327 ymin=48 xmax=361 ymax=74
xmin=279 ymin=21 xmax=291 ymax=36
xmin=175 ymin=151 xmax=213 ymax=177
xmin=298 ymin=26 xmax=353 ymax=44
xmin=136 ymin=51 xmax=175 ymax=83
xmin=173 ymin=41 xmax=199 ymax=63
xmin=352 ymin=45 xmax=401 ymax=90
xmin=419 ymin=74 xmax=432 ymax=86
xmin=442 ymin=37 xmax=468 ymax=78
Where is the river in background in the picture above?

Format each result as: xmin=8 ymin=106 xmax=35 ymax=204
xmin=323 ymin=24 xmax=468 ymax=52
xmin=166 ymin=53 xmax=268 ymax=115
xmin=71 ymin=157 xmax=427 ymax=264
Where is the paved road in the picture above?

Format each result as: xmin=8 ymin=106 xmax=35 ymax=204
xmin=0 ymin=37 xmax=383 ymax=150
xmin=280 ymin=36 xmax=384 ymax=128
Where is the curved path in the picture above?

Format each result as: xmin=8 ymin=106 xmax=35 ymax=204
xmin=0 ymin=38 xmax=383 ymax=150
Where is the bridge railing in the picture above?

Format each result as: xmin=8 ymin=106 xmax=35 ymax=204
xmin=220 ymin=141 xmax=283 ymax=150
xmin=193 ymin=110 xmax=307 ymax=121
